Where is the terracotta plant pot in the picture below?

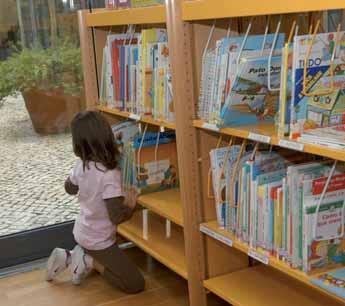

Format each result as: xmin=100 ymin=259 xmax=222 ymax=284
xmin=23 ymin=89 xmax=82 ymax=135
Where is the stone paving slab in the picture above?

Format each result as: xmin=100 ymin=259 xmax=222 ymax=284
xmin=0 ymin=95 xmax=79 ymax=236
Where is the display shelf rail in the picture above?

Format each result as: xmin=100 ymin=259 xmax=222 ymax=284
xmin=193 ymin=120 xmax=345 ymax=162
xmin=98 ymin=105 xmax=176 ymax=130
xmin=200 ymin=221 xmax=345 ymax=304
xmin=86 ymin=6 xmax=166 ymax=27
xmin=138 ymin=189 xmax=183 ymax=227
xmin=183 ymin=0 xmax=345 ymax=21
xmin=204 ymin=265 xmax=344 ymax=306
xmin=118 ymin=210 xmax=187 ymax=279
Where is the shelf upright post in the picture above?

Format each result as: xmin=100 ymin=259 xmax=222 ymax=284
xmin=78 ymin=10 xmax=99 ymax=110
xmin=165 ymin=1 xmax=207 ymax=306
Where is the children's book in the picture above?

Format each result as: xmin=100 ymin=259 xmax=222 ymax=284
xmin=290 ymin=31 xmax=345 ymax=139
xmin=302 ymin=173 xmax=345 ymax=272
xmin=311 ymin=268 xmax=345 ymax=299
xmin=220 ymin=54 xmax=282 ymax=127
xmin=209 ymin=145 xmax=242 ymax=228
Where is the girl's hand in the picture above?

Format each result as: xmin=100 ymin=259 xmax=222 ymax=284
xmin=125 ymin=187 xmax=138 ymax=209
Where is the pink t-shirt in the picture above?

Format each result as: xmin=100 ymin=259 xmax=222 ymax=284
xmin=69 ymin=159 xmax=124 ymax=251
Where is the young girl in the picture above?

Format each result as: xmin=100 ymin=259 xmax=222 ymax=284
xmin=46 ymin=111 xmax=145 ymax=294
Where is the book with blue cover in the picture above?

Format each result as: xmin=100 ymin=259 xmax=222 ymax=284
xmin=311 ymin=268 xmax=345 ymax=299
xmin=290 ymin=31 xmax=345 ymax=139
xmin=220 ymin=54 xmax=282 ymax=127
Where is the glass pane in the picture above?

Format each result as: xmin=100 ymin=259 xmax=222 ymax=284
xmin=0 ymin=0 xmax=85 ymax=237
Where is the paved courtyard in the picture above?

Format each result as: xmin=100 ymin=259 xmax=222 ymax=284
xmin=0 ymin=95 xmax=79 ymax=236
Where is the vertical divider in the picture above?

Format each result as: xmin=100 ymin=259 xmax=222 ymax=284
xmin=78 ymin=10 xmax=99 ymax=110
xmin=165 ymin=1 xmax=207 ymax=306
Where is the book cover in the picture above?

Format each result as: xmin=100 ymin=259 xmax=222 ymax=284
xmin=311 ymin=268 xmax=345 ymax=299
xmin=290 ymin=32 xmax=345 ymax=139
xmin=220 ymin=54 xmax=282 ymax=127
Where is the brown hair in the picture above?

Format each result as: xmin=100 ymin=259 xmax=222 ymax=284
xmin=71 ymin=111 xmax=119 ymax=171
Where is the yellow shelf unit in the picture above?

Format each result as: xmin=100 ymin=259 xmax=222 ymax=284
xmin=194 ymin=120 xmax=345 ymax=162
xmin=183 ymin=0 xmax=345 ymax=20
xmin=118 ymin=210 xmax=187 ymax=279
xmin=97 ymin=105 xmax=176 ymax=130
xmin=86 ymin=6 xmax=166 ymax=27
xmin=204 ymin=265 xmax=345 ymax=306
xmin=138 ymin=189 xmax=183 ymax=227
xmin=200 ymin=221 xmax=345 ymax=303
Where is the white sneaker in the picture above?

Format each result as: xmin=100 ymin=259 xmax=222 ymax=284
xmin=70 ymin=245 xmax=93 ymax=285
xmin=46 ymin=248 xmax=71 ymax=281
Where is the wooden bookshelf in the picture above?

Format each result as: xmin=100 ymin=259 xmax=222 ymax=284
xmin=183 ymin=0 xmax=345 ymax=20
xmin=79 ymin=2 xmax=345 ymax=306
xmin=86 ymin=6 xmax=166 ymax=27
xmin=118 ymin=210 xmax=187 ymax=279
xmin=194 ymin=120 xmax=345 ymax=162
xmin=204 ymin=265 xmax=344 ymax=306
xmin=97 ymin=105 xmax=176 ymax=130
xmin=200 ymin=221 xmax=344 ymax=303
xmin=138 ymin=189 xmax=183 ymax=227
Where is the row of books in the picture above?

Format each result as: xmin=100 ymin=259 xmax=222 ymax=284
xmin=105 ymin=0 xmax=163 ymax=9
xmin=210 ymin=144 xmax=345 ymax=273
xmin=199 ymin=25 xmax=345 ymax=150
xmin=100 ymin=28 xmax=174 ymax=122
xmin=112 ymin=121 xmax=179 ymax=194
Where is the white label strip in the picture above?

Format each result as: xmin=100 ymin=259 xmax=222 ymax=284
xmin=160 ymin=126 xmax=165 ymax=133
xmin=248 ymin=133 xmax=271 ymax=144
xmin=248 ymin=249 xmax=269 ymax=265
xmin=200 ymin=224 xmax=233 ymax=247
xmin=142 ymin=209 xmax=148 ymax=241
xmin=202 ymin=122 xmax=220 ymax=132
xmin=129 ymin=113 xmax=141 ymax=121
xmin=279 ymin=139 xmax=304 ymax=152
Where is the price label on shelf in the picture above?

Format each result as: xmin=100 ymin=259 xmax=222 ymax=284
xmin=248 ymin=133 xmax=271 ymax=144
xmin=278 ymin=139 xmax=304 ymax=152
xmin=202 ymin=122 xmax=220 ymax=132
xmin=160 ymin=126 xmax=165 ymax=133
xmin=200 ymin=224 xmax=233 ymax=247
xmin=129 ymin=113 xmax=141 ymax=121
xmin=248 ymin=249 xmax=269 ymax=265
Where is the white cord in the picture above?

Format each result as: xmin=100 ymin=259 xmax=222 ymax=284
xmin=267 ymin=16 xmax=282 ymax=91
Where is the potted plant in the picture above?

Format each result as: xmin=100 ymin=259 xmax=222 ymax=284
xmin=0 ymin=40 xmax=84 ymax=134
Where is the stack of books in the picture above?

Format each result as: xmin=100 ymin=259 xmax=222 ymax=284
xmin=112 ymin=122 xmax=179 ymax=194
xmin=209 ymin=144 xmax=345 ymax=273
xmin=100 ymin=28 xmax=174 ymax=122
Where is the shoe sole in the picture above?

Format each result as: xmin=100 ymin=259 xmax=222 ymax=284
xmin=46 ymin=248 xmax=59 ymax=281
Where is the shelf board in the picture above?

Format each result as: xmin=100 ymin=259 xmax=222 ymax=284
xmin=201 ymin=221 xmax=345 ymax=304
xmin=98 ymin=105 xmax=176 ymax=130
xmin=193 ymin=120 xmax=345 ymax=162
xmin=118 ymin=210 xmax=187 ymax=279
xmin=138 ymin=189 xmax=183 ymax=227
xmin=86 ymin=6 xmax=166 ymax=27
xmin=183 ymin=0 xmax=345 ymax=21
xmin=204 ymin=265 xmax=345 ymax=306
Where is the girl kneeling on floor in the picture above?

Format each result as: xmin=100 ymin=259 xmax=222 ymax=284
xmin=46 ymin=111 xmax=145 ymax=294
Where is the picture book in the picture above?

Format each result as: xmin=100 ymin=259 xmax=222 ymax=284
xmin=290 ymin=31 xmax=345 ymax=139
xmin=220 ymin=54 xmax=282 ymax=127
xmin=209 ymin=145 xmax=242 ymax=228
xmin=311 ymin=268 xmax=345 ymax=299
xmin=135 ymin=141 xmax=179 ymax=194
xmin=302 ymin=173 xmax=345 ymax=272
xmin=299 ymin=124 xmax=345 ymax=149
